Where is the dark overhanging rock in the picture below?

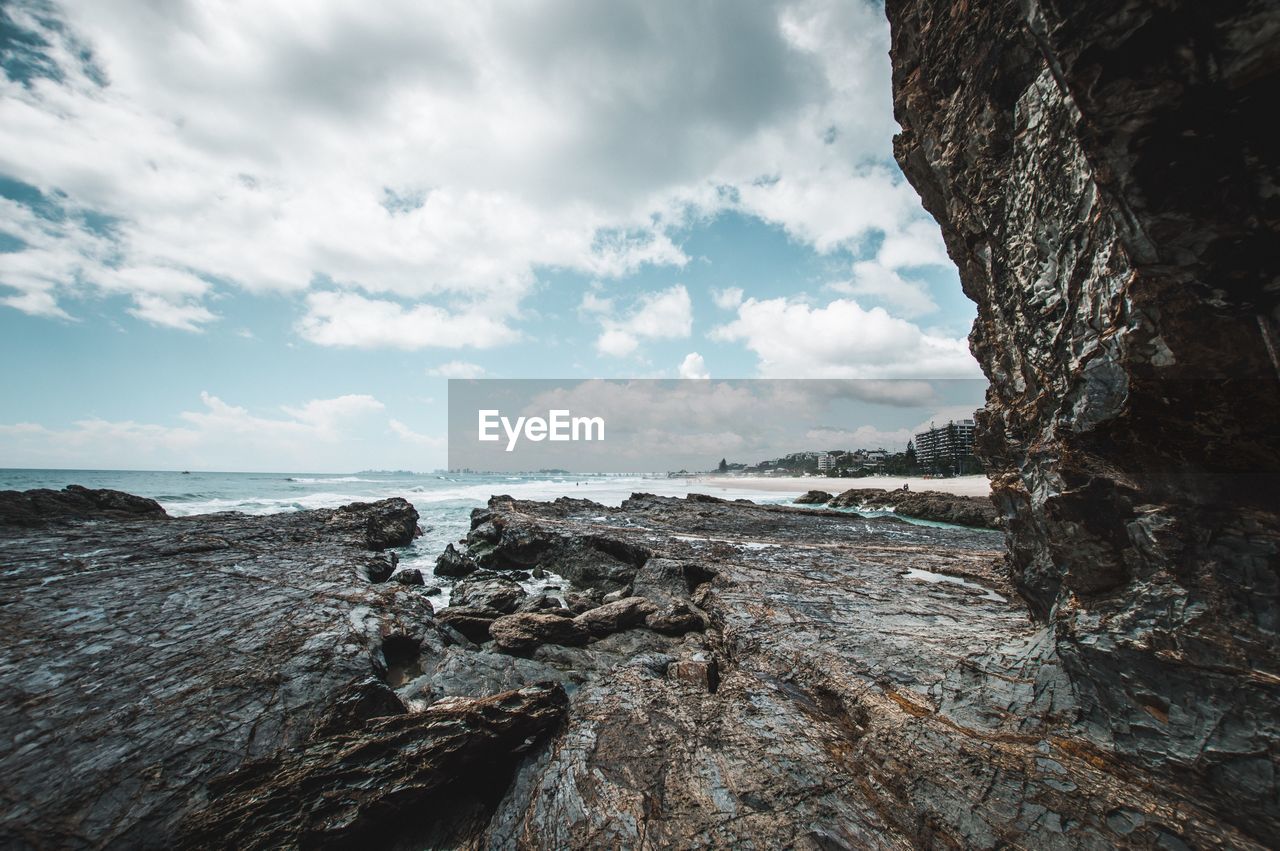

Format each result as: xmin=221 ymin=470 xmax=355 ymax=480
xmin=886 ymin=0 xmax=1279 ymax=838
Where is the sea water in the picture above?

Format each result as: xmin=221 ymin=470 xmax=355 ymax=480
xmin=0 ymin=469 xmax=805 ymax=593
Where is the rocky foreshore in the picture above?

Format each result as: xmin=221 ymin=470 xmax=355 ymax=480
xmin=1 ymin=486 xmax=1266 ymax=848
xmin=796 ymin=486 xmax=1001 ymax=529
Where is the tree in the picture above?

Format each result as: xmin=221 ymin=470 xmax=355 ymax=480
xmin=717 ymin=458 xmax=728 ymax=474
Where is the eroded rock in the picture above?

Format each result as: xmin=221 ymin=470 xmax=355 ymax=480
xmin=490 ymin=612 xmax=591 ymax=654
xmin=176 ymin=684 xmax=568 ymax=849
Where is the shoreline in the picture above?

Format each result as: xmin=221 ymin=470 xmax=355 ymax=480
xmin=692 ymin=474 xmax=992 ymax=498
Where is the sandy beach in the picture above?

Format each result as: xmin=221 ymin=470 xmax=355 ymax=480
xmin=693 ymin=474 xmax=992 ymax=498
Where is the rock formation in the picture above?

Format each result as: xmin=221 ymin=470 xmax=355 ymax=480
xmin=3 ymin=486 xmax=1272 ymax=846
xmin=826 ymin=486 xmax=1000 ymax=528
xmin=0 ymin=489 xmax=490 ymax=848
xmin=888 ymin=0 xmax=1279 ymax=838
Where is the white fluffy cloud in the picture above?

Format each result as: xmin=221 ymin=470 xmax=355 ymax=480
xmin=710 ymin=296 xmax=979 ymax=378
xmin=297 ymin=292 xmax=514 ymax=349
xmin=712 ymin=287 xmax=744 ymax=311
xmin=426 ymin=360 xmax=487 ymax=379
xmin=827 ymin=260 xmax=936 ymax=318
xmin=678 ymin=352 xmax=710 ymax=379
xmin=592 ymin=285 xmax=693 ymax=357
xmin=0 ymin=392 xmax=445 ymax=471
xmin=0 ymin=0 xmax=956 ymax=351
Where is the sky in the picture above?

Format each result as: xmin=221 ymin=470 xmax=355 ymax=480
xmin=0 ymin=0 xmax=983 ymax=472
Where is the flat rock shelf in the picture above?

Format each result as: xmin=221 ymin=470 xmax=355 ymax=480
xmin=1 ymin=487 xmax=1262 ymax=848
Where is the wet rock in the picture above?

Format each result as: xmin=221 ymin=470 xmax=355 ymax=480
xmin=573 ymin=596 xmax=656 ymax=639
xmin=309 ymin=676 xmax=407 ymax=739
xmin=365 ymin=555 xmax=394 ymax=583
xmin=644 ymin=602 xmax=708 ymax=636
xmin=562 ymin=590 xmax=603 ymax=614
xmin=489 ymin=613 xmax=590 ymax=654
xmin=327 ymin=499 xmax=422 ymax=550
xmin=468 ymin=500 xmax=650 ymax=590
xmin=0 ymin=494 xmax=436 ymax=848
xmin=0 ymin=484 xmax=168 ymax=526
xmin=514 ymin=593 xmax=570 ymax=615
xmin=829 ymin=487 xmax=999 ymax=529
xmin=393 ymin=567 xmax=425 ymax=585
xmin=465 ymin=492 xmax=1258 ymax=848
xmin=435 ymin=605 xmax=503 ymax=644
xmin=452 ymin=576 xmax=527 ymax=614
xmin=176 ymin=684 xmax=568 ymax=849
xmin=434 ymin=542 xmax=478 ymax=577
xmin=794 ymin=489 xmax=833 ymax=505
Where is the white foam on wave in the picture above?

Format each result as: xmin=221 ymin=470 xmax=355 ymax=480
xmin=162 ymin=491 xmax=374 ymax=517
xmin=159 ymin=476 xmax=797 ymax=519
xmin=287 ymin=476 xmax=386 ymax=484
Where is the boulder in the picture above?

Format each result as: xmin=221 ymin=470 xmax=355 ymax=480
xmin=644 ymin=602 xmax=708 ymax=636
xmin=573 ymin=596 xmax=656 ymax=639
xmin=393 ymin=568 xmax=425 ymax=586
xmin=489 ymin=612 xmax=590 ymax=654
xmin=326 ymin=499 xmax=422 ymax=550
xmin=451 ymin=577 xmax=527 ymax=614
xmin=434 ymin=543 xmax=478 ymax=578
xmin=794 ymin=490 xmax=833 ymax=505
xmin=435 ymin=605 xmax=503 ymax=644
xmin=365 ymin=556 xmax=394 ymax=583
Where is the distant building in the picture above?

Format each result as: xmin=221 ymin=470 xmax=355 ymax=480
xmin=817 ymin=453 xmax=836 ymax=471
xmin=914 ymin=418 xmax=978 ymax=474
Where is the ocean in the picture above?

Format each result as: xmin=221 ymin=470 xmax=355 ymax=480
xmin=0 ymin=468 xmax=810 ymax=604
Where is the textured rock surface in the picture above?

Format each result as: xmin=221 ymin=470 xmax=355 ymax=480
xmin=175 ymin=683 xmax=567 ymax=850
xmin=888 ymin=0 xmax=1279 ymax=839
xmin=458 ymin=495 xmax=1262 ymax=847
xmin=0 ymin=492 xmax=438 ymax=848
xmin=3 ymin=487 xmax=1270 ymax=847
xmin=827 ymin=486 xmax=1000 ymax=528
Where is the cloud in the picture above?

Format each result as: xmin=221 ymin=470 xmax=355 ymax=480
xmin=877 ymin=219 xmax=950 ymax=270
xmin=804 ymin=424 xmax=913 ymax=451
xmin=126 ymin=293 xmax=217 ymax=331
xmin=678 ymin=352 xmax=710 ymax=379
xmin=710 ymin=296 xmax=979 ymax=378
xmin=0 ymin=0 xmax=963 ymax=356
xmin=427 ymin=360 xmax=486 ymax=379
xmin=711 ymin=286 xmax=744 ymax=310
xmin=0 ymin=391 xmax=441 ymax=471
xmin=827 ymin=260 xmax=936 ymax=318
xmin=593 ymin=284 xmax=692 ymax=357
xmin=297 ymin=291 xmax=515 ymax=349
xmin=388 ymin=418 xmax=446 ymax=448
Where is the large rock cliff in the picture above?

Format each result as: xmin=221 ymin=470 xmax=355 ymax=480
xmin=888 ymin=0 xmax=1279 ymax=836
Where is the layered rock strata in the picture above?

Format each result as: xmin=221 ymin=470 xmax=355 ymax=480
xmin=887 ymin=0 xmax=1280 ymax=837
